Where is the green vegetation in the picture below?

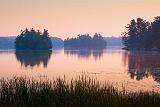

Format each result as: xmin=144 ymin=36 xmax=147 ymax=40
xmin=64 ymin=33 xmax=107 ymax=49
xmin=15 ymin=28 xmax=52 ymax=50
xmin=0 ymin=76 xmax=160 ymax=107
xmin=122 ymin=16 xmax=160 ymax=50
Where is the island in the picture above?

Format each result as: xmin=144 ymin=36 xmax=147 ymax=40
xmin=15 ymin=28 xmax=52 ymax=50
xmin=64 ymin=33 xmax=107 ymax=49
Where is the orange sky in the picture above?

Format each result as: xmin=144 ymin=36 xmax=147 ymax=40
xmin=0 ymin=0 xmax=160 ymax=39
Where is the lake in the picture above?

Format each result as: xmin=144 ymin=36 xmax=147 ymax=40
xmin=0 ymin=48 xmax=160 ymax=92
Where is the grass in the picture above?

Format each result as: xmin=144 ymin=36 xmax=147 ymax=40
xmin=0 ymin=76 xmax=160 ymax=107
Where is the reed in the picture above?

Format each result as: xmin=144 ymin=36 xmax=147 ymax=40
xmin=0 ymin=76 xmax=160 ymax=107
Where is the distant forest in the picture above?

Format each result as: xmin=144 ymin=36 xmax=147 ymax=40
xmin=122 ymin=16 xmax=160 ymax=50
xmin=64 ymin=33 xmax=107 ymax=49
xmin=104 ymin=37 xmax=122 ymax=47
xmin=0 ymin=36 xmax=15 ymax=49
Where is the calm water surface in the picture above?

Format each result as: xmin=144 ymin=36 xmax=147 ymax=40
xmin=0 ymin=48 xmax=160 ymax=92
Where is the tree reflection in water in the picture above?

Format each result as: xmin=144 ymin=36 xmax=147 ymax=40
xmin=15 ymin=50 xmax=52 ymax=68
xmin=123 ymin=51 xmax=160 ymax=82
xmin=64 ymin=49 xmax=104 ymax=60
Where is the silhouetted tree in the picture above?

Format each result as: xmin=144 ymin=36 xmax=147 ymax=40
xmin=122 ymin=18 xmax=149 ymax=50
xmin=15 ymin=28 xmax=52 ymax=50
xmin=149 ymin=16 xmax=160 ymax=49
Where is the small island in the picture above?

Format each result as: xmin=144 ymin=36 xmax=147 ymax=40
xmin=64 ymin=33 xmax=107 ymax=49
xmin=15 ymin=28 xmax=52 ymax=50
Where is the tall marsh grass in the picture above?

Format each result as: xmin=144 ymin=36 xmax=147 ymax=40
xmin=0 ymin=76 xmax=160 ymax=107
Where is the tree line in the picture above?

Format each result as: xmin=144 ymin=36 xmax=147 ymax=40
xmin=64 ymin=33 xmax=107 ymax=49
xmin=122 ymin=16 xmax=160 ymax=50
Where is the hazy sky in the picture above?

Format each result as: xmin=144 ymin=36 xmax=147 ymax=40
xmin=0 ymin=0 xmax=160 ymax=38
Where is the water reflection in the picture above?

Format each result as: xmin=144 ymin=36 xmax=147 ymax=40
xmin=123 ymin=51 xmax=160 ymax=82
xmin=64 ymin=49 xmax=104 ymax=60
xmin=15 ymin=50 xmax=52 ymax=68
